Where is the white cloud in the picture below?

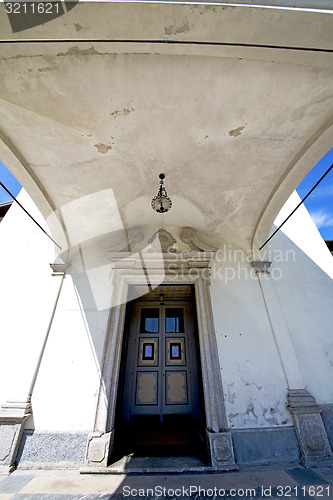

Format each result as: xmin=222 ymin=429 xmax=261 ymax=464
xmin=310 ymin=183 xmax=333 ymax=199
xmin=310 ymin=210 xmax=333 ymax=229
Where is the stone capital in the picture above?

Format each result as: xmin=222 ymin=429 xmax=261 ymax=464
xmin=252 ymin=261 xmax=272 ymax=273
xmin=50 ymin=262 xmax=71 ymax=274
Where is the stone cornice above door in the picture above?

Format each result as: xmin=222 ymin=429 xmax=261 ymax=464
xmin=107 ymin=251 xmax=216 ymax=285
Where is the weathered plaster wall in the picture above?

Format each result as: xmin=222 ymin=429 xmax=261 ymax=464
xmin=210 ymin=251 xmax=292 ymax=430
xmin=211 ymin=191 xmax=333 ymax=431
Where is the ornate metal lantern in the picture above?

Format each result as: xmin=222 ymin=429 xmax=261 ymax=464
xmin=151 ymin=173 xmax=172 ymax=213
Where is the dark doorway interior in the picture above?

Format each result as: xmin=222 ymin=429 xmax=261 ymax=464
xmin=112 ymin=414 xmax=207 ymax=461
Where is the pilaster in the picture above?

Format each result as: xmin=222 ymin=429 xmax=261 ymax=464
xmin=195 ymin=278 xmax=238 ymax=470
xmin=253 ymin=261 xmax=333 ymax=467
xmin=253 ymin=261 xmax=304 ymax=388
xmin=84 ymin=273 xmax=128 ymax=466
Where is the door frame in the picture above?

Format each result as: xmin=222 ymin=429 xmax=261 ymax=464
xmin=84 ymin=251 xmax=237 ymax=470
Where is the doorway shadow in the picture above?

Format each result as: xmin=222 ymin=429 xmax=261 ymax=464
xmin=110 ymin=414 xmax=208 ymax=464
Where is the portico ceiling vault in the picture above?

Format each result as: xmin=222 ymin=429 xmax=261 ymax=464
xmin=0 ymin=2 xmax=332 ymax=254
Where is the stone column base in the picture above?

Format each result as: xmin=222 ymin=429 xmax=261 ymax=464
xmin=0 ymin=401 xmax=32 ymax=474
xmin=84 ymin=430 xmax=114 ymax=468
xmin=207 ymin=431 xmax=238 ymax=470
xmin=287 ymin=389 xmax=333 ymax=467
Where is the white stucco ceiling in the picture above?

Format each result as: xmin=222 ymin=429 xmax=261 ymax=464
xmin=0 ymin=2 xmax=332 ymax=253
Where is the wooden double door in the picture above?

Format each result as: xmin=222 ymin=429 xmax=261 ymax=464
xmin=122 ymin=301 xmax=201 ymax=422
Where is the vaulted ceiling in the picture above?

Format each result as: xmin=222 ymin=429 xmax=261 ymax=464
xmin=0 ymin=2 xmax=332 ymax=255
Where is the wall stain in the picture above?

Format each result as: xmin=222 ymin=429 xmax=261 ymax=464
xmin=38 ymin=65 xmax=60 ymax=72
xmin=95 ymin=143 xmax=112 ymax=154
xmin=245 ymin=381 xmax=263 ymax=391
xmin=263 ymin=407 xmax=276 ymax=425
xmin=111 ymin=108 xmax=134 ymax=118
xmin=246 ymin=403 xmax=258 ymax=419
xmin=229 ymin=126 xmax=245 ymax=137
xmin=74 ymin=23 xmax=83 ymax=32
xmin=205 ymin=5 xmax=217 ymax=11
xmin=226 ymin=382 xmax=235 ymax=404
xmin=165 ymin=21 xmax=190 ymax=35
xmin=58 ymin=46 xmax=100 ymax=57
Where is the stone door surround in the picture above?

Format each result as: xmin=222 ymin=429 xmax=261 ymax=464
xmin=85 ymin=249 xmax=237 ymax=470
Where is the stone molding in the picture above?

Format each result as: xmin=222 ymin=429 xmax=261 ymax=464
xmin=180 ymin=227 xmax=217 ymax=252
xmin=85 ymin=250 xmax=237 ymax=470
xmin=0 ymin=400 xmax=32 ymax=473
xmin=107 ymin=251 xmax=216 ymax=284
xmin=287 ymin=389 xmax=333 ymax=467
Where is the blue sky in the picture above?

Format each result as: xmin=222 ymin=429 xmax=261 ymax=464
xmin=296 ymin=148 xmax=333 ymax=241
xmin=0 ymin=161 xmax=21 ymax=203
xmin=1 ymin=150 xmax=333 ymax=239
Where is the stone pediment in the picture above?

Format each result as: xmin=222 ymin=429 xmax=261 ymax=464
xmin=148 ymin=228 xmax=177 ymax=253
xmin=107 ymin=227 xmax=217 ymax=255
xmin=180 ymin=227 xmax=217 ymax=252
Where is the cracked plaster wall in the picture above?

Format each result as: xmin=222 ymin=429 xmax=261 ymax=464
xmin=210 ymin=250 xmax=292 ymax=430
xmin=210 ymin=197 xmax=333 ymax=430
